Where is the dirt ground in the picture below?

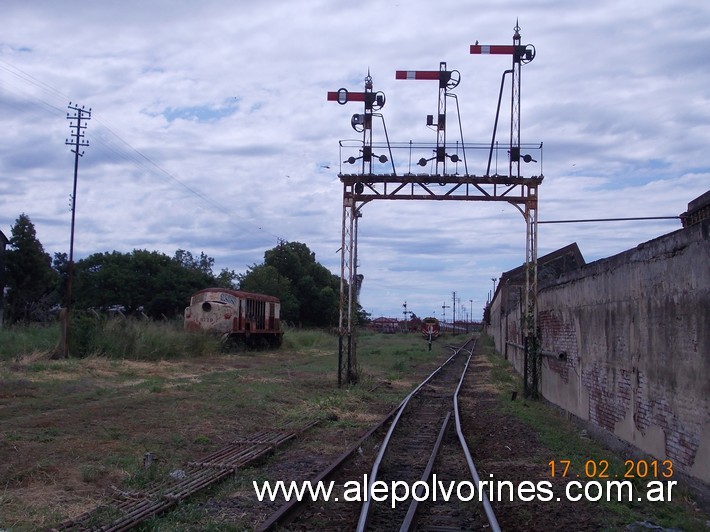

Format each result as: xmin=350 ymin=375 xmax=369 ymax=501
xmin=198 ymin=343 xmax=709 ymax=531
xmin=1 ymin=337 xmax=707 ymax=530
xmin=460 ymin=353 xmax=616 ymax=530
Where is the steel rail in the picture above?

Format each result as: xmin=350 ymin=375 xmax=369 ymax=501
xmin=453 ymin=342 xmax=501 ymax=532
xmin=259 ymin=347 xmax=461 ymax=530
xmin=399 ymin=411 xmax=451 ymax=531
xmin=256 ymin=401 xmax=403 ymax=531
xmin=356 ymin=341 xmax=470 ymax=531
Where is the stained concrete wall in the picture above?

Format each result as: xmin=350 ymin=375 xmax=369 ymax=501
xmin=490 ymin=219 xmax=710 ymax=483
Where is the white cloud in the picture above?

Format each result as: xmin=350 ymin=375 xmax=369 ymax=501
xmin=1 ymin=0 xmax=708 ymax=320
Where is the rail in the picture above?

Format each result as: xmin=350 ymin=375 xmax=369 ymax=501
xmin=260 ymin=337 xmax=498 ymax=531
xmin=338 ymin=139 xmax=544 ymax=178
xmin=454 ymin=342 xmax=501 ymax=532
xmin=355 ymin=344 xmax=464 ymax=530
xmin=354 ymin=338 xmax=500 ymax=531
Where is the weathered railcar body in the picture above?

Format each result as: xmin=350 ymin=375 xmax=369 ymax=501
xmin=421 ymin=317 xmax=440 ymax=340
xmin=184 ymin=288 xmax=282 ymax=348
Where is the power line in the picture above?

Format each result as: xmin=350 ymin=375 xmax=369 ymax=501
xmin=538 ymin=216 xmax=681 ymax=224
xmin=0 ymin=58 xmax=287 ymax=247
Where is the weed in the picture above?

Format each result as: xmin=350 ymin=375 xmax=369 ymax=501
xmin=32 ymin=428 xmax=61 ymax=442
xmin=79 ymin=506 xmax=124 ymax=529
xmin=482 ymin=333 xmax=708 ymax=531
xmin=80 ymin=464 xmax=107 ymax=483
xmin=193 ymin=434 xmax=211 ymax=445
xmin=101 ymin=426 xmax=124 ymax=441
xmin=171 ymin=434 xmax=187 ymax=448
xmin=281 ymin=326 xmax=334 ymax=351
xmin=0 ymin=323 xmax=58 ymax=360
xmin=389 ymin=359 xmax=407 ymax=372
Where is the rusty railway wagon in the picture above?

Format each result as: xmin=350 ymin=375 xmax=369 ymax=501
xmin=184 ymin=288 xmax=283 ymax=348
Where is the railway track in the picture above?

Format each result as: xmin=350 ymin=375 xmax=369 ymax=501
xmin=261 ymin=337 xmax=500 ymax=531
xmin=52 ymin=422 xmax=318 ymax=531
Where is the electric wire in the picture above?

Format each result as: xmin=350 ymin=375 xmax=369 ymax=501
xmin=0 ymin=58 xmax=287 ymax=248
xmin=538 ymin=216 xmax=681 ymax=224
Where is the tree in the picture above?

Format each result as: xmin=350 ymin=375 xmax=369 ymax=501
xmin=174 ymin=249 xmax=237 ymax=289
xmin=72 ymin=248 xmax=224 ymax=319
xmin=238 ymin=263 xmax=299 ymax=322
xmin=240 ymin=241 xmax=341 ymax=327
xmin=3 ymin=214 xmax=58 ymax=323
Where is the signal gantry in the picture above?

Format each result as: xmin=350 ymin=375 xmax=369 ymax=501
xmin=329 ymin=24 xmax=542 ymax=397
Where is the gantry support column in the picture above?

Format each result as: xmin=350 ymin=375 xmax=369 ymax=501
xmin=338 ymin=193 xmax=358 ymax=385
xmin=523 ymin=181 xmax=539 ymax=398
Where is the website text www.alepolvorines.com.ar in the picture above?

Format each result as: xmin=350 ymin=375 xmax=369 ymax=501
xmin=253 ymin=474 xmax=677 ymax=508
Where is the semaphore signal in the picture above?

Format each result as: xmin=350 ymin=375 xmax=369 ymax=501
xmin=326 ymin=71 xmax=392 ymax=180
xmin=326 ymin=71 xmax=393 ymax=386
xmin=470 ymin=21 xmax=536 ymax=179
xmin=328 ymin=24 xmax=543 ymax=396
xmin=395 ymin=62 xmax=462 ymax=176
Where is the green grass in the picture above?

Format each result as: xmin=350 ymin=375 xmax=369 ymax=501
xmin=0 ymin=317 xmax=224 ymax=360
xmin=281 ymin=326 xmax=334 ymax=351
xmin=20 ymin=327 xmax=702 ymax=530
xmin=357 ymin=330 xmax=442 ymax=378
xmin=480 ymin=333 xmax=708 ymax=531
xmin=0 ymin=322 xmax=59 ymax=359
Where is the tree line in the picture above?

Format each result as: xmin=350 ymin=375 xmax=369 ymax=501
xmin=1 ymin=213 xmax=348 ymax=328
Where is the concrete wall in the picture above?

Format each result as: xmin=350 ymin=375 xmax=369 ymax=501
xmin=490 ymin=219 xmax=710 ymax=483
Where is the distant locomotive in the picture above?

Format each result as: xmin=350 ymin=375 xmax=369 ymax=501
xmin=421 ymin=317 xmax=440 ymax=340
xmin=184 ymin=288 xmax=283 ymax=348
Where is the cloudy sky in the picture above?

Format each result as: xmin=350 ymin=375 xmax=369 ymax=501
xmin=1 ymin=1 xmax=708 ymax=320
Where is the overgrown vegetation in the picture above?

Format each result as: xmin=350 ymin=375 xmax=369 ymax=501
xmin=0 ymin=322 xmax=59 ymax=359
xmin=477 ymin=333 xmax=708 ymax=531
xmin=0 ymin=326 xmax=442 ymax=529
xmin=0 ymin=316 xmax=221 ymax=360
xmin=3 ymin=330 xmax=705 ymax=530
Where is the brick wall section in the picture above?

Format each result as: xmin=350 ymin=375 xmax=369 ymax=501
xmin=538 ymin=309 xmax=577 ymax=384
xmin=489 ymin=219 xmax=710 ymax=483
xmin=580 ymin=363 xmax=631 ymax=432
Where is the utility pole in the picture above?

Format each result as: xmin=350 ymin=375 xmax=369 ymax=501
xmin=452 ymin=291 xmax=457 ymax=336
xmin=63 ymin=102 xmax=91 ymax=357
xmin=469 ymin=299 xmax=473 ymax=331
